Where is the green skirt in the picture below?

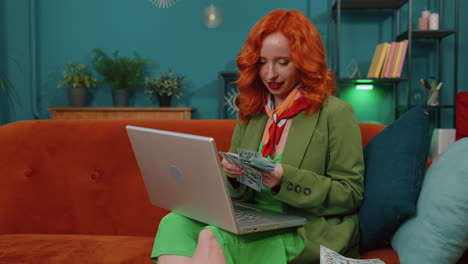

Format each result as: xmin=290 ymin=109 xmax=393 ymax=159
xmin=151 ymin=212 xmax=305 ymax=264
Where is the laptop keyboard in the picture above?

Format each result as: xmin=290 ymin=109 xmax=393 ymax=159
xmin=234 ymin=210 xmax=264 ymax=223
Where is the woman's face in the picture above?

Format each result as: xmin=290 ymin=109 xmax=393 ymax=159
xmin=258 ymin=31 xmax=300 ymax=106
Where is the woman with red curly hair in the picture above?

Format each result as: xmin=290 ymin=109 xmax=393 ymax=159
xmin=151 ymin=9 xmax=364 ymax=264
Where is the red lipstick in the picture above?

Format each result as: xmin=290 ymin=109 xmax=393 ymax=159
xmin=267 ymin=82 xmax=283 ymax=89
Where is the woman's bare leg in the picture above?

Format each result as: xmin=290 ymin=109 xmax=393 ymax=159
xmin=157 ymin=255 xmax=191 ymax=264
xmin=191 ymin=229 xmax=227 ymax=264
xmin=155 ymin=229 xmax=226 ymax=264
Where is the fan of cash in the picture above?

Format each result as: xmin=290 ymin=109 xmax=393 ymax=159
xmin=219 ymin=148 xmax=276 ymax=192
xmin=320 ymin=246 xmax=385 ymax=264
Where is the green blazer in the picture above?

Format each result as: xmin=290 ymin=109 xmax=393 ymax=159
xmin=227 ymin=96 xmax=365 ymax=263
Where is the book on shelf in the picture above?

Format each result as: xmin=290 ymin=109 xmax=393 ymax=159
xmin=394 ymin=40 xmax=408 ymax=78
xmin=390 ymin=42 xmax=403 ymax=78
xmin=389 ymin=41 xmax=404 ymax=78
xmin=382 ymin=42 xmax=398 ymax=78
xmin=378 ymin=43 xmax=391 ymax=78
xmin=367 ymin=42 xmax=390 ymax=78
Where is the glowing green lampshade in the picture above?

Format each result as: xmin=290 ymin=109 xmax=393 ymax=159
xmin=356 ymin=84 xmax=374 ymax=90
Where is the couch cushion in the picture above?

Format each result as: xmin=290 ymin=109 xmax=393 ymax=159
xmin=358 ymin=105 xmax=434 ymax=252
xmin=391 ymin=138 xmax=468 ymax=264
xmin=361 ymin=248 xmax=399 ymax=264
xmin=0 ymin=234 xmax=154 ymax=264
xmin=358 ymin=123 xmax=386 ymax=147
xmin=0 ymin=119 xmax=236 ymax=236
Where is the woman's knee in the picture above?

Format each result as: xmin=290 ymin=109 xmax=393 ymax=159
xmin=197 ymin=228 xmax=220 ymax=248
xmin=159 ymin=212 xmax=194 ymax=228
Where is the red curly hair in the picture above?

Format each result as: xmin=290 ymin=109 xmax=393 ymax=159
xmin=236 ymin=9 xmax=335 ymax=123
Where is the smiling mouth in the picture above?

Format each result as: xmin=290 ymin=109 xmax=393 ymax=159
xmin=267 ymin=82 xmax=283 ymax=89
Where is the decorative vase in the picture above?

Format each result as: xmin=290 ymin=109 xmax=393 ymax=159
xmin=68 ymin=87 xmax=88 ymax=107
xmin=112 ymin=89 xmax=129 ymax=107
xmin=158 ymin=95 xmax=172 ymax=107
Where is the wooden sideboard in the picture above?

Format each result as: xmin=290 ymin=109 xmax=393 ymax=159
xmin=48 ymin=107 xmax=193 ymax=120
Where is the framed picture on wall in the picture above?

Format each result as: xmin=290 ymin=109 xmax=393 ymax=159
xmin=218 ymin=71 xmax=239 ymax=119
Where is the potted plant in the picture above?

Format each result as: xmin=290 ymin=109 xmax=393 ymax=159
xmin=144 ymin=69 xmax=186 ymax=107
xmin=57 ymin=62 xmax=97 ymax=107
xmin=0 ymin=75 xmax=18 ymax=106
xmin=90 ymin=48 xmax=150 ymax=107
xmin=1 ymin=57 xmax=23 ymax=113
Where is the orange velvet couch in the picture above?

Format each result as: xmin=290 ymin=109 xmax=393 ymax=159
xmin=0 ymin=119 xmax=461 ymax=263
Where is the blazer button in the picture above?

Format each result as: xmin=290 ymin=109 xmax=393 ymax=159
xmin=294 ymin=185 xmax=302 ymax=193
xmin=287 ymin=182 xmax=294 ymax=191
xmin=303 ymin=188 xmax=311 ymax=195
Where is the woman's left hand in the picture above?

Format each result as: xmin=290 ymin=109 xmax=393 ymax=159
xmin=262 ymin=163 xmax=283 ymax=188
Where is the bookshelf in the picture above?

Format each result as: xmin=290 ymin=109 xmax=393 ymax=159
xmin=338 ymin=78 xmax=408 ymax=84
xmin=333 ymin=0 xmax=407 ymax=9
xmin=397 ymin=29 xmax=456 ymax=39
xmin=330 ymin=0 xmax=459 ymax=127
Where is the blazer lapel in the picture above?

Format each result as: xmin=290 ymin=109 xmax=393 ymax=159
xmin=282 ymin=110 xmax=321 ymax=168
xmin=241 ymin=114 xmax=268 ymax=151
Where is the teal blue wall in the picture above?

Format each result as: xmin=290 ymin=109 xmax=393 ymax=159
xmin=1 ymin=0 xmax=327 ymax=122
xmin=1 ymin=0 xmax=466 ymax=127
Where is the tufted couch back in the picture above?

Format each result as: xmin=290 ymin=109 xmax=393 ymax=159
xmin=0 ymin=119 xmax=237 ymax=237
xmin=0 ymin=119 xmax=384 ymax=237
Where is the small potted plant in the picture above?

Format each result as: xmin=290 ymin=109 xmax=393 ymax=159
xmin=91 ymin=48 xmax=151 ymax=107
xmin=0 ymin=74 xmax=21 ymax=117
xmin=1 ymin=57 xmax=23 ymax=114
xmin=57 ymin=62 xmax=97 ymax=107
xmin=0 ymin=75 xmax=14 ymax=100
xmin=144 ymin=69 xmax=186 ymax=107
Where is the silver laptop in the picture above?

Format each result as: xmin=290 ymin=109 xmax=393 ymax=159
xmin=126 ymin=125 xmax=306 ymax=234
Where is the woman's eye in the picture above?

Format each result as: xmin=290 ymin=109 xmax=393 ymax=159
xmin=278 ymin=61 xmax=289 ymax=66
xmin=257 ymin=61 xmax=266 ymax=65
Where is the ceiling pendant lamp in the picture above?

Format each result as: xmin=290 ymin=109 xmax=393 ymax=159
xmin=149 ymin=0 xmax=177 ymax=8
xmin=203 ymin=4 xmax=222 ymax=28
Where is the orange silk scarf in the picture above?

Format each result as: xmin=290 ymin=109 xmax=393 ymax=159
xmin=262 ymin=89 xmax=310 ymax=157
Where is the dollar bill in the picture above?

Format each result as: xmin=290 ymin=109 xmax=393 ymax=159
xmin=238 ymin=148 xmax=276 ymax=172
xmin=320 ymin=246 xmax=385 ymax=264
xmin=246 ymin=156 xmax=276 ymax=172
xmin=219 ymin=151 xmax=263 ymax=192
xmin=237 ymin=165 xmax=263 ymax=192
xmin=238 ymin=148 xmax=261 ymax=160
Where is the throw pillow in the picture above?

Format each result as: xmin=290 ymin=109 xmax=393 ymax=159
xmin=391 ymin=138 xmax=468 ymax=264
xmin=456 ymin=91 xmax=468 ymax=140
xmin=359 ymin=105 xmax=434 ymax=252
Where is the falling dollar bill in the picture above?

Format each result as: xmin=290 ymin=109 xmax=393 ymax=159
xmin=320 ymin=246 xmax=385 ymax=264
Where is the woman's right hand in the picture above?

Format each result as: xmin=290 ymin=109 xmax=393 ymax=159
xmin=221 ymin=153 xmax=244 ymax=179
